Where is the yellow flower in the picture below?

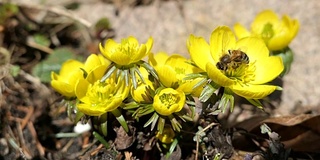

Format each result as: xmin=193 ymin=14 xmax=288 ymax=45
xmin=153 ymin=88 xmax=185 ymax=116
xmin=234 ymin=10 xmax=299 ymax=51
xmin=187 ymin=26 xmax=284 ymax=99
xmin=84 ymin=54 xmax=111 ymax=83
xmin=51 ymin=54 xmax=111 ymax=98
xmin=130 ymin=67 xmax=154 ymax=103
xmin=149 ymin=52 xmax=204 ymax=96
xmin=99 ymin=36 xmax=153 ymax=66
xmin=75 ymin=68 xmax=130 ymax=116
xmin=51 ymin=59 xmax=84 ymax=98
xmin=156 ymin=124 xmax=175 ymax=144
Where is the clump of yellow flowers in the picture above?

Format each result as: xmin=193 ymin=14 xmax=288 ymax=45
xmin=50 ymin=9 xmax=298 ymax=158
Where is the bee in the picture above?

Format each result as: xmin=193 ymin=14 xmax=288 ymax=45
xmin=216 ymin=49 xmax=249 ymax=71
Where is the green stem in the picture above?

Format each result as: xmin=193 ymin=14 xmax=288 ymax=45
xmin=111 ymin=109 xmax=129 ymax=133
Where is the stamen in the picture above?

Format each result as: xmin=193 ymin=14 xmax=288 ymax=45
xmin=159 ymin=93 xmax=179 ymax=109
xmin=224 ymin=61 xmax=256 ymax=85
xmin=86 ymin=81 xmax=115 ymax=106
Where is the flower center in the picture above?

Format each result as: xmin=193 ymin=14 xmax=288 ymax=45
xmin=174 ymin=67 xmax=186 ymax=75
xmin=116 ymin=39 xmax=138 ymax=56
xmin=159 ymin=93 xmax=179 ymax=109
xmin=261 ymin=23 xmax=274 ymax=43
xmin=216 ymin=50 xmax=255 ymax=85
xmin=87 ymin=81 xmax=114 ymax=106
xmin=224 ymin=61 xmax=256 ymax=85
xmin=174 ymin=67 xmax=187 ymax=82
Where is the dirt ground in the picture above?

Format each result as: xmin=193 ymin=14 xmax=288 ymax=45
xmin=1 ymin=0 xmax=320 ymax=159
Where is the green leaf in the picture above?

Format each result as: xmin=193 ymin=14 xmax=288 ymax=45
xmin=100 ymin=64 xmax=116 ymax=82
xmin=141 ymin=61 xmax=159 ymax=80
xmin=169 ymin=116 xmax=181 ymax=132
xmin=55 ymin=132 xmax=80 ymax=138
xmin=246 ymin=99 xmax=263 ymax=109
xmin=111 ymin=109 xmax=129 ymax=133
xmin=64 ymin=2 xmax=81 ymax=10
xmin=183 ymin=73 xmax=207 ymax=81
xmin=93 ymin=131 xmax=110 ymax=148
xmin=33 ymin=34 xmax=51 ymax=47
xmin=130 ymin=67 xmax=137 ymax=89
xmin=199 ymin=84 xmax=216 ymax=102
xmin=99 ymin=113 xmax=108 ymax=137
xmin=273 ymin=47 xmax=294 ymax=77
xmin=32 ymin=47 xmax=79 ymax=83
xmin=9 ymin=65 xmax=20 ymax=77
xmin=157 ymin=117 xmax=165 ymax=134
xmin=213 ymin=153 xmax=222 ymax=160
xmin=95 ymin=17 xmax=112 ymax=31
xmin=74 ymin=110 xmax=84 ymax=124
xmin=218 ymin=90 xmax=234 ymax=113
xmin=122 ymin=101 xmax=140 ymax=110
xmin=0 ymin=3 xmax=19 ymax=24
xmin=167 ymin=138 xmax=178 ymax=157
xmin=143 ymin=112 xmax=159 ymax=129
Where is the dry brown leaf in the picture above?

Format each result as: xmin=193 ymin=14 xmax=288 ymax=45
xmin=234 ymin=114 xmax=320 ymax=152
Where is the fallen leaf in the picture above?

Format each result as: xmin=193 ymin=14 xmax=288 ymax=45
xmin=234 ymin=114 xmax=320 ymax=152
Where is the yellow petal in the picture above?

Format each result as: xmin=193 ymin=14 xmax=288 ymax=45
xmin=51 ymin=66 xmax=84 ymax=98
xmin=156 ymin=124 xmax=175 ymax=144
xmin=109 ymin=49 xmax=132 ymax=65
xmin=97 ymin=54 xmax=111 ymax=66
xmin=148 ymin=52 xmax=169 ymax=68
xmin=127 ymin=36 xmax=139 ymax=45
xmin=84 ymin=54 xmax=101 ymax=72
xmin=132 ymin=44 xmax=147 ymax=63
xmin=187 ymin=35 xmax=213 ymax=71
xmin=115 ymin=77 xmax=131 ymax=100
xmin=165 ymin=54 xmax=187 ymax=67
xmin=145 ymin=37 xmax=154 ymax=54
xmin=234 ymin=23 xmax=251 ymax=39
xmin=206 ymin=63 xmax=234 ymax=87
xmin=99 ymin=39 xmax=118 ymax=61
xmin=235 ymin=37 xmax=283 ymax=84
xmin=50 ymin=78 xmax=75 ymax=98
xmin=267 ymin=28 xmax=292 ymax=51
xmin=75 ymin=78 xmax=90 ymax=99
xmin=210 ymin=26 xmax=236 ymax=61
xmin=251 ymin=10 xmax=279 ymax=34
xmin=130 ymin=79 xmax=154 ymax=103
xmin=59 ymin=60 xmax=84 ymax=76
xmin=267 ymin=15 xmax=299 ymax=51
xmin=165 ymin=54 xmax=194 ymax=77
xmin=235 ymin=37 xmax=269 ymax=63
xmin=77 ymin=97 xmax=122 ymax=116
xmin=230 ymin=84 xmax=277 ymax=99
xmin=153 ymin=88 xmax=185 ymax=116
xmin=251 ymin=56 xmax=283 ymax=84
xmin=86 ymin=65 xmax=109 ymax=84
xmin=289 ymin=19 xmax=300 ymax=40
xmin=128 ymin=36 xmax=153 ymax=64
xmin=156 ymin=65 xmax=178 ymax=88
xmin=177 ymin=78 xmax=204 ymax=96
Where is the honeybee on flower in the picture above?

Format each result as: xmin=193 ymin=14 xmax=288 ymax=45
xmin=187 ymin=26 xmax=284 ymax=110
